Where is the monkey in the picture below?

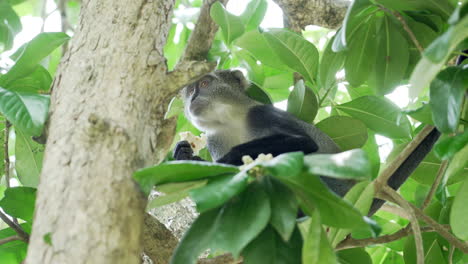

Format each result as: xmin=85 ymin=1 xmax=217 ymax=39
xmin=173 ymin=69 xmax=441 ymax=215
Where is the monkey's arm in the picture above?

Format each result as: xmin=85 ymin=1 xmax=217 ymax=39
xmin=217 ymin=134 xmax=318 ymax=166
xmin=173 ymin=140 xmax=205 ymax=161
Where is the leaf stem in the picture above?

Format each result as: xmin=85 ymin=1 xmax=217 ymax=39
xmin=0 ymin=211 xmax=29 ymax=242
xmin=421 ymin=160 xmax=448 ymax=209
xmin=0 ymin=235 xmax=25 ymax=245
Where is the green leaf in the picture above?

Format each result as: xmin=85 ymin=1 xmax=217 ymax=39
xmin=425 ymin=240 xmax=448 ymax=264
xmin=242 ymin=225 xmax=302 ymax=264
xmin=262 ymin=72 xmax=293 ymax=102
xmin=190 ymin=171 xmax=249 ymax=213
xmin=263 ymin=29 xmax=319 ymax=83
xmin=409 ymin=15 xmax=468 ymax=98
xmin=170 ymin=208 xmax=221 ymax=264
xmin=435 ymin=130 xmax=468 ymax=160
xmin=303 ymin=210 xmax=337 ymax=264
xmin=344 ymin=18 xmax=378 ymax=87
xmin=329 ymin=181 xmax=375 ymax=246
xmin=429 ymin=66 xmax=467 ymax=133
xmin=0 ymin=187 xmax=36 ymax=222
xmin=287 ymin=80 xmax=318 ymax=123
xmin=337 ymin=248 xmax=372 ymax=264
xmin=134 ymin=161 xmax=239 ymax=195
xmin=332 ymin=0 xmax=373 ymax=51
xmin=405 ymin=103 xmax=434 ymax=125
xmin=319 ymin=36 xmax=345 ymax=93
xmin=15 ymin=129 xmax=44 ymax=187
xmin=0 ymin=87 xmax=50 ymax=137
xmin=210 ymin=2 xmax=244 ymax=44
xmin=369 ymin=15 xmax=409 ymax=95
xmin=275 ymin=171 xmax=364 ymax=228
xmin=235 ymin=30 xmax=289 ymax=71
xmin=0 ymin=1 xmax=22 ymax=34
xmin=0 ymin=225 xmax=30 ymax=264
xmin=316 ymin=116 xmax=368 ymax=151
xmin=445 ymin=144 xmax=468 ymax=184
xmin=261 ymin=151 xmax=304 ymax=178
xmin=335 ymin=96 xmax=412 ymax=139
xmin=0 ymin=121 xmax=4 ymax=177
xmin=6 ymin=65 xmax=53 ymax=93
xmin=263 ymin=177 xmax=298 ymax=241
xmin=240 ymin=0 xmax=267 ymax=31
xmin=304 ymin=149 xmax=371 ymax=180
xmin=0 ymin=23 xmax=14 ymax=52
xmin=212 ymin=182 xmax=270 ymax=257
xmin=451 ymin=177 xmax=468 ymax=240
xmin=362 ymin=132 xmax=380 ymax=179
xmin=0 ymin=33 xmax=69 ymax=87
xmin=246 ymin=84 xmax=272 ymax=104
xmin=146 ymin=180 xmax=207 ymax=210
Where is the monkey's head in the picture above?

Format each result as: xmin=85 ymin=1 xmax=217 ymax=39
xmin=181 ymin=69 xmax=252 ymax=131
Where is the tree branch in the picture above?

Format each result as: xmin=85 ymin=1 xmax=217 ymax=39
xmin=336 ymin=225 xmax=436 ymax=250
xmin=381 ymin=187 xmax=424 ymax=264
xmin=421 ymin=160 xmax=448 ymax=209
xmin=0 ymin=211 xmax=29 ymax=242
xmin=272 ymin=0 xmax=349 ymax=29
xmin=0 ymin=235 xmax=25 ymax=246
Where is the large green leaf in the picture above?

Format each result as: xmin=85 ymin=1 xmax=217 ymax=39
xmin=409 ymin=14 xmax=468 ymax=98
xmin=335 ymin=96 xmax=412 ymax=139
xmin=275 ymin=171 xmax=365 ymax=228
xmin=435 ymin=130 xmax=468 ymax=160
xmin=210 ymin=2 xmax=244 ymax=44
xmin=0 ymin=121 xmax=4 ymax=177
xmin=263 ymin=177 xmax=298 ymax=241
xmin=0 ymin=32 xmax=69 ymax=87
xmin=316 ymin=116 xmax=368 ymax=151
xmin=329 ymin=181 xmax=375 ymax=246
xmin=6 ymin=65 xmax=52 ymax=93
xmin=0 ymin=224 xmax=30 ymax=264
xmin=260 ymin=151 xmax=304 ymax=179
xmin=362 ymin=132 xmax=380 ymax=179
xmin=303 ymin=211 xmax=337 ymax=264
xmin=304 ymin=149 xmax=371 ymax=180
xmin=429 ymin=66 xmax=467 ymax=133
xmin=190 ymin=171 xmax=249 ymax=213
xmin=147 ymin=180 xmax=207 ymax=210
xmin=240 ymin=0 xmax=267 ymax=31
xmin=263 ymin=29 xmax=319 ymax=83
xmin=0 ymin=187 xmax=36 ymax=222
xmin=344 ymin=18 xmax=378 ymax=87
xmin=332 ymin=0 xmax=373 ymax=51
xmin=235 ymin=30 xmax=289 ymax=71
xmin=212 ymin=183 xmax=271 ymax=257
xmin=0 ymin=23 xmax=14 ymax=52
xmin=0 ymin=87 xmax=50 ymax=137
xmin=405 ymin=103 xmax=434 ymax=125
xmin=319 ymin=36 xmax=345 ymax=95
xmin=242 ymin=226 xmax=302 ymax=264
xmin=450 ymin=177 xmax=468 ymax=240
xmin=287 ymin=80 xmax=318 ymax=123
xmin=170 ymin=208 xmax=221 ymax=264
xmin=445 ymin=144 xmax=468 ymax=184
xmin=133 ymin=161 xmax=239 ymax=195
xmin=369 ymin=15 xmax=409 ymax=95
xmin=375 ymin=0 xmax=454 ymax=19
xmin=15 ymin=129 xmax=44 ymax=187
xmin=337 ymin=248 xmax=372 ymax=264
xmin=0 ymin=1 xmax=21 ymax=34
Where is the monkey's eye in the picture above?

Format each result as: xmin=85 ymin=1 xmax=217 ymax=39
xmin=199 ymin=80 xmax=209 ymax=88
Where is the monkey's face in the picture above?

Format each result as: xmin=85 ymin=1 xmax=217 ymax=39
xmin=181 ymin=70 xmax=250 ymax=131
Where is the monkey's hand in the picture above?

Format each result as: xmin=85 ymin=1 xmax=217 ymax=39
xmin=173 ymin=140 xmax=205 ymax=161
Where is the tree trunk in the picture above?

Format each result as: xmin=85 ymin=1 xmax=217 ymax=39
xmin=25 ymin=0 xmax=178 ymax=263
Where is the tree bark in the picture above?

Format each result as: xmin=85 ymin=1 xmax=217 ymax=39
xmin=24 ymin=0 xmax=207 ymax=263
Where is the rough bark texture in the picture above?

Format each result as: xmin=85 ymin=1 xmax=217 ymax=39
xmin=25 ymin=0 xmax=180 ymax=263
xmin=142 ymin=213 xmax=178 ymax=263
xmin=273 ymin=0 xmax=349 ymax=29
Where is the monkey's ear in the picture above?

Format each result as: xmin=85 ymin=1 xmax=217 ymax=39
xmin=231 ymin=70 xmax=249 ymax=90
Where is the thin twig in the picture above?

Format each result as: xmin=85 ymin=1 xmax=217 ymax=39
xmin=382 ymin=187 xmax=424 ymax=264
xmin=4 ymin=121 xmax=10 ymax=188
xmin=380 ymin=203 xmax=410 ymax=219
xmin=0 ymin=235 xmax=25 ymax=245
xmin=40 ymin=0 xmax=48 ymax=33
xmin=448 ymin=245 xmax=455 ymax=264
xmin=336 ymin=225 xmax=436 ymax=250
xmin=0 ymin=211 xmax=29 ymax=242
xmin=409 ymin=203 xmax=468 ymax=254
xmin=421 ymin=160 xmax=448 ymax=209
xmin=377 ymin=4 xmax=424 ymax=53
